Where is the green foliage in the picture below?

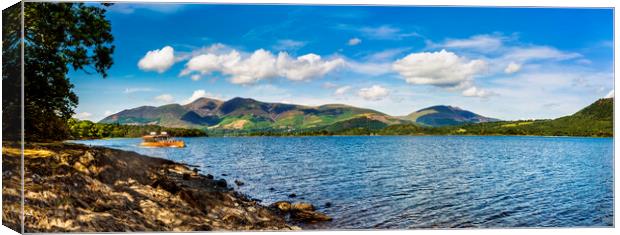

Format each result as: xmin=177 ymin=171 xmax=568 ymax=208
xmin=67 ymin=119 xmax=207 ymax=139
xmin=2 ymin=2 xmax=115 ymax=141
xmin=2 ymin=3 xmax=23 ymax=141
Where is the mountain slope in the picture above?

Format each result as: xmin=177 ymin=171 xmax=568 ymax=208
xmin=375 ymin=98 xmax=612 ymax=137
xmin=100 ymin=104 xmax=197 ymax=128
xmin=402 ymin=105 xmax=500 ymax=126
xmin=100 ymin=97 xmax=406 ymax=131
xmin=440 ymin=98 xmax=613 ymax=137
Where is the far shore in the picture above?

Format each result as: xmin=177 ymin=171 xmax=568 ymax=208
xmin=67 ymin=133 xmax=614 ymax=143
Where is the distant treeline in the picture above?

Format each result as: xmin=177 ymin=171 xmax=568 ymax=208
xmin=211 ymin=120 xmax=612 ymax=138
xmin=68 ymin=119 xmax=207 ymax=139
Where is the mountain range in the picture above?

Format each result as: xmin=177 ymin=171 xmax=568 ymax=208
xmin=99 ymin=97 xmax=499 ymax=131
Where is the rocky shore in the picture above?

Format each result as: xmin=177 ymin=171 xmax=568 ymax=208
xmin=2 ymin=142 xmax=330 ymax=232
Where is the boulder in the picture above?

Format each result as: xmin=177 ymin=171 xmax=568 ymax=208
xmin=288 ymin=193 xmax=297 ymax=198
xmin=290 ymin=210 xmax=332 ymax=223
xmin=215 ymin=179 xmax=227 ymax=188
xmin=234 ymin=180 xmax=244 ymax=186
xmin=291 ymin=202 xmax=315 ymax=211
xmin=73 ymin=162 xmax=91 ymax=175
xmin=79 ymin=151 xmax=95 ymax=165
xmin=151 ymin=177 xmax=181 ymax=194
xmin=269 ymin=201 xmax=291 ymax=213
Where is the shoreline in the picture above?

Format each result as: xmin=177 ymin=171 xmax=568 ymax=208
xmin=68 ymin=134 xmax=614 ymax=142
xmin=2 ymin=142 xmax=330 ymax=232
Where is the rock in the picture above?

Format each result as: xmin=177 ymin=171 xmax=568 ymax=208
xmin=234 ymin=180 xmax=244 ymax=186
xmin=32 ymin=173 xmax=42 ymax=183
xmin=215 ymin=179 xmax=227 ymax=188
xmin=193 ymin=224 xmax=212 ymax=231
xmin=290 ymin=210 xmax=332 ymax=223
xmin=93 ymin=200 xmax=113 ymax=212
xmin=73 ymin=162 xmax=91 ymax=175
xmin=79 ymin=151 xmax=95 ymax=165
xmin=288 ymin=193 xmax=297 ymax=198
xmin=182 ymin=173 xmax=191 ymax=180
xmin=74 ymin=198 xmax=90 ymax=209
xmin=179 ymin=189 xmax=210 ymax=212
xmin=88 ymin=165 xmax=101 ymax=175
xmin=151 ymin=177 xmax=181 ymax=194
xmin=324 ymin=202 xmax=332 ymax=208
xmin=269 ymin=187 xmax=275 ymax=191
xmin=291 ymin=202 xmax=315 ymax=211
xmin=206 ymin=174 xmax=214 ymax=180
xmin=269 ymin=201 xmax=291 ymax=213
xmin=221 ymin=173 xmax=228 ymax=176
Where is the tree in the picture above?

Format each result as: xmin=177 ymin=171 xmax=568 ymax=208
xmin=2 ymin=2 xmax=115 ymax=141
xmin=2 ymin=3 xmax=22 ymax=141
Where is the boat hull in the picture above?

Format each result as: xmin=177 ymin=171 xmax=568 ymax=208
xmin=140 ymin=141 xmax=185 ymax=148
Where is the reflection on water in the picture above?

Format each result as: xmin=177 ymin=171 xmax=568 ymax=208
xmin=72 ymin=136 xmax=614 ymax=228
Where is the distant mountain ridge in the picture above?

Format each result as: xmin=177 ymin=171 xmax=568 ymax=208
xmin=100 ymin=97 xmax=500 ymax=130
xmin=402 ymin=105 xmax=500 ymax=127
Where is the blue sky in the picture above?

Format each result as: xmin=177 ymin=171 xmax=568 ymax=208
xmin=71 ymin=4 xmax=614 ymax=121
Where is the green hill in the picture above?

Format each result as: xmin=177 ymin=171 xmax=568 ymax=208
xmin=384 ymin=98 xmax=613 ymax=137
xmin=100 ymin=97 xmax=611 ymax=137
xmin=100 ymin=97 xmax=406 ymax=132
xmin=402 ymin=105 xmax=500 ymax=126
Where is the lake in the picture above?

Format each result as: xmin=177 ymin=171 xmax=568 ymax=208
xmin=71 ymin=135 xmax=614 ymax=229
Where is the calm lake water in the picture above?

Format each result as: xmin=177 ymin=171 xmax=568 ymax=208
xmin=72 ymin=136 xmax=614 ymax=229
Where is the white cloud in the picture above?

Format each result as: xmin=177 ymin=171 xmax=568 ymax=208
xmin=502 ymin=46 xmax=581 ymax=62
xmin=334 ymin=86 xmax=351 ymax=96
xmin=393 ymin=49 xmax=487 ymax=89
xmin=438 ymin=34 xmax=504 ymax=52
xmin=462 ymin=86 xmax=494 ymax=98
xmin=362 ymin=48 xmax=410 ymax=62
xmin=359 ymin=25 xmax=419 ymax=40
xmin=73 ymin=112 xmax=93 ymax=120
xmin=605 ymin=89 xmax=614 ymax=98
xmin=185 ymin=90 xmax=209 ymax=104
xmin=138 ymin=46 xmax=175 ymax=73
xmin=190 ymin=74 xmax=202 ymax=81
xmin=175 ymin=43 xmax=229 ymax=61
xmin=504 ymin=62 xmax=521 ymax=74
xmin=273 ymin=39 xmax=306 ymax=51
xmin=180 ymin=46 xmax=344 ymax=85
xmin=154 ymin=94 xmax=174 ymax=103
xmin=347 ymin=61 xmax=393 ymax=76
xmin=348 ymin=37 xmax=362 ymax=46
xmin=358 ymin=85 xmax=389 ymax=101
xmin=276 ymin=53 xmax=345 ymax=81
xmin=322 ymin=82 xmax=338 ymax=89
